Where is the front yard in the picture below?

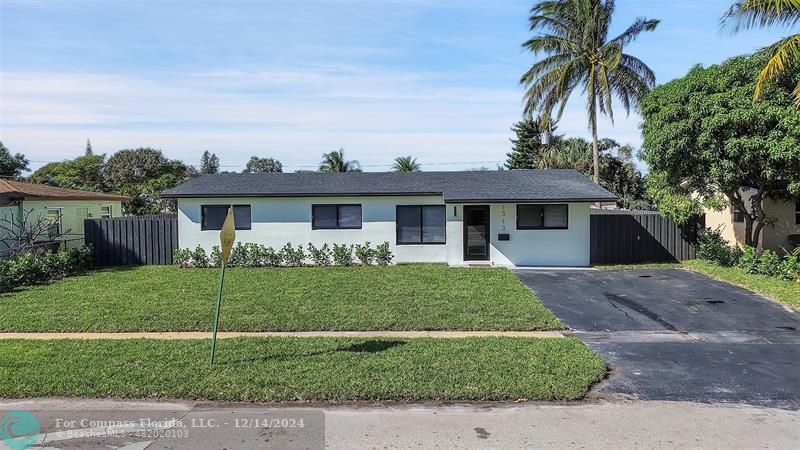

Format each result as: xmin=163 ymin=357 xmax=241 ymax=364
xmin=0 ymin=337 xmax=605 ymax=402
xmin=0 ymin=264 xmax=563 ymax=332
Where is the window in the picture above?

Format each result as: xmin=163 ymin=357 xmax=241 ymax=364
xmin=516 ymin=204 xmax=568 ymax=230
xmin=46 ymin=208 xmax=62 ymax=239
xmin=396 ymin=205 xmax=446 ymax=244
xmin=312 ymin=204 xmax=362 ymax=229
xmin=100 ymin=205 xmax=112 ymax=219
xmin=201 ymin=205 xmax=251 ymax=230
xmin=733 ymin=206 xmax=746 ymax=223
xmin=795 ymin=199 xmax=800 ymax=225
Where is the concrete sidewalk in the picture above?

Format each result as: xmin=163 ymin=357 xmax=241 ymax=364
xmin=0 ymin=398 xmax=797 ymax=449
xmin=0 ymin=330 xmax=565 ymax=340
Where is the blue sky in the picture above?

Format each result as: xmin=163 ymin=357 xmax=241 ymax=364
xmin=0 ymin=0 xmax=788 ymax=173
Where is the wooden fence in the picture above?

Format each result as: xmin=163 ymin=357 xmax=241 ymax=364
xmin=590 ymin=210 xmax=705 ymax=264
xmin=84 ymin=215 xmax=178 ymax=266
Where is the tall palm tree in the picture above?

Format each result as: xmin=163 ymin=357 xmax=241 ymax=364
xmin=391 ymin=156 xmax=421 ymax=172
xmin=520 ymin=0 xmax=659 ymax=183
xmin=723 ymin=0 xmax=800 ymax=104
xmin=319 ymin=148 xmax=361 ymax=173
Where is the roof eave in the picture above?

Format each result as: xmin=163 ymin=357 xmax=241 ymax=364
xmin=161 ymin=191 xmax=445 ymax=199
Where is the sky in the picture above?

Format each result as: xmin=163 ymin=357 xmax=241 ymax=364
xmin=0 ymin=0 xmax=789 ymax=173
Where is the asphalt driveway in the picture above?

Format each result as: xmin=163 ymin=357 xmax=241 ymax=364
xmin=514 ymin=268 xmax=800 ymax=409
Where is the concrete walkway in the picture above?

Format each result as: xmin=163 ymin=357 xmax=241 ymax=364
xmin=0 ymin=330 xmax=565 ymax=340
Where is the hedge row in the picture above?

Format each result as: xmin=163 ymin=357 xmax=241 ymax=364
xmin=174 ymin=242 xmax=394 ymax=268
xmin=0 ymin=245 xmax=94 ymax=292
xmin=697 ymin=229 xmax=800 ymax=282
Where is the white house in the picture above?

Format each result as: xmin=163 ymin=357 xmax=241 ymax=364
xmin=161 ymin=169 xmax=616 ymax=267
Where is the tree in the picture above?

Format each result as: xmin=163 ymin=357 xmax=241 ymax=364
xmin=319 ymin=148 xmax=361 ymax=172
xmin=520 ymin=0 xmax=659 ymax=183
xmin=243 ymin=156 xmax=282 ymax=174
xmin=0 ymin=141 xmax=29 ymax=178
xmin=200 ymin=151 xmax=220 ymax=174
xmin=506 ymin=119 xmax=549 ymax=169
xmin=392 ymin=156 xmax=421 ymax=172
xmin=85 ymin=139 xmax=93 ymax=156
xmin=29 ymin=155 xmax=105 ymax=192
xmin=722 ymin=0 xmax=800 ymax=104
xmin=640 ymin=54 xmax=800 ymax=247
xmin=104 ymin=148 xmax=197 ymax=215
xmin=0 ymin=208 xmax=70 ymax=253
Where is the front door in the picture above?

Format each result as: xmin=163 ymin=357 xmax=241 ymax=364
xmin=463 ymin=205 xmax=490 ymax=261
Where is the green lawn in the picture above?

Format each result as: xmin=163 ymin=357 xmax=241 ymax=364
xmin=683 ymin=260 xmax=800 ymax=309
xmin=0 ymin=265 xmax=562 ymax=332
xmin=0 ymin=337 xmax=605 ymax=402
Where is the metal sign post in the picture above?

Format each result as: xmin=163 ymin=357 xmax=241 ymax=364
xmin=210 ymin=206 xmax=236 ymax=364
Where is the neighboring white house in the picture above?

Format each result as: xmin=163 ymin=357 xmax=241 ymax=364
xmin=161 ymin=169 xmax=616 ymax=267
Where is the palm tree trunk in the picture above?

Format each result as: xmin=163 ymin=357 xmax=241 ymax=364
xmin=590 ymin=112 xmax=601 ymax=184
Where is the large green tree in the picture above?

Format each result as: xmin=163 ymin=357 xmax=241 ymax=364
xmin=319 ymin=148 xmax=361 ymax=173
xmin=243 ymin=156 xmax=282 ymax=173
xmin=200 ymin=151 xmax=220 ymax=174
xmin=723 ymin=0 xmax=800 ymax=104
xmin=0 ymin=141 xmax=29 ymax=178
xmin=29 ymin=155 xmax=106 ymax=192
xmin=640 ymin=54 xmax=800 ymax=247
xmin=392 ymin=156 xmax=421 ymax=172
xmin=104 ymin=148 xmax=197 ymax=215
xmin=520 ymin=0 xmax=659 ymax=183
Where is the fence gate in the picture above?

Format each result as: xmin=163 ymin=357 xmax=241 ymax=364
xmin=84 ymin=215 xmax=178 ymax=266
xmin=590 ymin=210 xmax=704 ymax=264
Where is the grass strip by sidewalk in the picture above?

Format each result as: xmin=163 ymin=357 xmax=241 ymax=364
xmin=0 ymin=337 xmax=605 ymax=402
xmin=0 ymin=265 xmax=562 ymax=332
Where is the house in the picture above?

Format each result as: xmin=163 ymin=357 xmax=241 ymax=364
xmin=161 ymin=169 xmax=616 ymax=267
xmin=704 ymin=190 xmax=800 ymax=252
xmin=0 ymin=180 xmax=130 ymax=254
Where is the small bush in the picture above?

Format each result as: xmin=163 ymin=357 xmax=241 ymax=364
xmin=375 ymin=242 xmax=393 ymax=266
xmin=354 ymin=242 xmax=375 ymax=266
xmin=210 ymin=246 xmax=222 ymax=267
xmin=174 ymin=248 xmax=193 ymax=268
xmin=777 ymin=254 xmax=800 ymax=282
xmin=0 ymin=245 xmax=95 ymax=292
xmin=332 ymin=243 xmax=354 ymax=266
xmin=696 ymin=228 xmax=741 ymax=267
xmin=737 ymin=246 xmax=759 ymax=274
xmin=263 ymin=246 xmax=283 ymax=266
xmin=282 ymin=243 xmax=305 ymax=267
xmin=755 ymin=249 xmax=782 ymax=277
xmin=307 ymin=243 xmax=332 ymax=266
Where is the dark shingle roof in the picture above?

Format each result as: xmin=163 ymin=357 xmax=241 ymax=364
xmin=161 ymin=169 xmax=616 ymax=203
xmin=0 ymin=180 xmax=131 ymax=202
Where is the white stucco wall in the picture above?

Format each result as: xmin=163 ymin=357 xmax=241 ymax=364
xmin=178 ymin=197 xmax=592 ymax=267
xmin=445 ymin=203 xmax=591 ymax=267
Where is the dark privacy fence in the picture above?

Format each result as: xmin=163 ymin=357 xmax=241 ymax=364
xmin=590 ymin=210 xmax=705 ymax=264
xmin=84 ymin=215 xmax=178 ymax=266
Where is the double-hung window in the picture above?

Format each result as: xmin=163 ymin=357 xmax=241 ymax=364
xmin=312 ymin=204 xmax=362 ymax=229
xmin=46 ymin=208 xmax=63 ymax=239
xmin=100 ymin=205 xmax=112 ymax=219
xmin=201 ymin=205 xmax=252 ymax=230
xmin=516 ymin=204 xmax=569 ymax=230
xmin=396 ymin=205 xmax=446 ymax=244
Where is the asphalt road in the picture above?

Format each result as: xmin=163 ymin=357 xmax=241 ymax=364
xmin=514 ymin=268 xmax=800 ymax=409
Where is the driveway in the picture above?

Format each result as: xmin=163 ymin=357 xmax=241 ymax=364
xmin=514 ymin=268 xmax=800 ymax=409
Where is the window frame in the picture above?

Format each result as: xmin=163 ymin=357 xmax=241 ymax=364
xmin=395 ymin=205 xmax=446 ymax=245
xmin=201 ymin=204 xmax=252 ymax=231
xmin=100 ymin=204 xmax=113 ymax=219
xmin=311 ymin=204 xmax=363 ymax=230
xmin=516 ymin=204 xmax=569 ymax=230
xmin=733 ymin=206 xmax=746 ymax=224
xmin=795 ymin=199 xmax=799 ymax=225
xmin=46 ymin=207 xmax=63 ymax=238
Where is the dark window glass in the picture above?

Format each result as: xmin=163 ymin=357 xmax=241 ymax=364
xmin=201 ymin=205 xmax=251 ymax=230
xmin=795 ymin=200 xmax=799 ymax=225
xmin=397 ymin=205 xmax=445 ymax=244
xmin=517 ymin=204 xmax=568 ymax=229
xmin=312 ymin=204 xmax=362 ymax=229
xmin=733 ymin=207 xmax=745 ymax=223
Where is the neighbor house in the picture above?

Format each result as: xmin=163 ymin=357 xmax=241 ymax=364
xmin=0 ymin=180 xmax=130 ymax=255
xmin=161 ymin=169 xmax=616 ymax=267
xmin=703 ymin=189 xmax=800 ymax=253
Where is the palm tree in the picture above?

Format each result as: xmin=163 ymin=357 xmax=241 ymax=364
xmin=520 ymin=0 xmax=659 ymax=183
xmin=392 ymin=156 xmax=421 ymax=172
xmin=722 ymin=0 xmax=800 ymax=104
xmin=319 ymin=148 xmax=361 ymax=173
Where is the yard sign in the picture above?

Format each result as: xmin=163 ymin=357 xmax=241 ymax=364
xmin=210 ymin=206 xmax=236 ymax=364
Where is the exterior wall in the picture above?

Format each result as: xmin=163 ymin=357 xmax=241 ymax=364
xmin=177 ymin=196 xmax=448 ymax=264
xmin=178 ymin=197 xmax=592 ymax=267
xmin=445 ymin=203 xmax=591 ymax=267
xmin=704 ymin=190 xmax=800 ymax=252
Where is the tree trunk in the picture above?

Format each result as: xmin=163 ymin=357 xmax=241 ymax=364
xmin=590 ymin=117 xmax=600 ymax=184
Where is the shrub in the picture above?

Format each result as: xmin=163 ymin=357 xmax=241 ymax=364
xmin=263 ymin=246 xmax=283 ymax=266
xmin=174 ymin=248 xmax=193 ymax=268
xmin=0 ymin=245 xmax=95 ymax=292
xmin=756 ymin=249 xmax=782 ymax=277
xmin=332 ymin=243 xmax=354 ymax=266
xmin=777 ymin=253 xmax=800 ymax=282
xmin=375 ymin=242 xmax=393 ymax=266
xmin=281 ymin=243 xmax=305 ymax=267
xmin=191 ymin=245 xmax=210 ymax=268
xmin=354 ymin=242 xmax=375 ymax=266
xmin=210 ymin=246 xmax=222 ymax=267
xmin=696 ymin=228 xmax=741 ymax=267
xmin=307 ymin=243 xmax=332 ymax=266
xmin=737 ymin=246 xmax=759 ymax=274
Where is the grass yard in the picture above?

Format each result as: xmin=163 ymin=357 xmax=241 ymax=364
xmin=0 ymin=265 xmax=562 ymax=332
xmin=596 ymin=260 xmax=800 ymax=309
xmin=0 ymin=337 xmax=605 ymax=402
